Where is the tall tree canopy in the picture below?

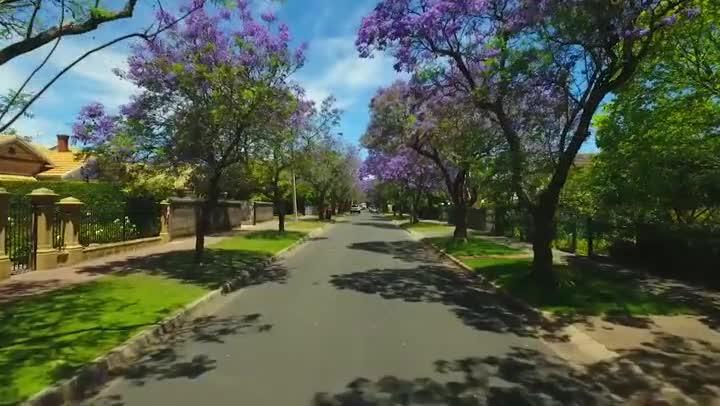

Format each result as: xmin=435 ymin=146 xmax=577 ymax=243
xmin=357 ymin=0 xmax=701 ymax=283
xmin=73 ymin=0 xmax=306 ymax=260
xmin=592 ymin=0 xmax=720 ymax=226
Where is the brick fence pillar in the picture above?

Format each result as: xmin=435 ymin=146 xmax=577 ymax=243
xmin=28 ymin=188 xmax=59 ymax=270
xmin=0 ymin=188 xmax=10 ymax=280
xmin=160 ymin=199 xmax=171 ymax=242
xmin=57 ymin=197 xmax=84 ymax=265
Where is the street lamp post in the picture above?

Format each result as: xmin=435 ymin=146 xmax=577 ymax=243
xmin=292 ymin=168 xmax=299 ymax=222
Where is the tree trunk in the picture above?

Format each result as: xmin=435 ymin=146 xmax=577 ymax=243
xmin=530 ymin=206 xmax=557 ymax=287
xmin=278 ymin=200 xmax=286 ymax=232
xmin=453 ymin=201 xmax=468 ymax=240
xmin=317 ymin=192 xmax=326 ymax=221
xmin=195 ymin=177 xmax=220 ymax=263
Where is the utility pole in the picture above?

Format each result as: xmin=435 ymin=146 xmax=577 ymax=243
xmin=292 ymin=168 xmax=299 ymax=222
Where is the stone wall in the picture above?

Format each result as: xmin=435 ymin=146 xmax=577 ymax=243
xmin=467 ymin=208 xmax=489 ymax=231
xmin=168 ymin=198 xmax=254 ymax=239
xmin=304 ymin=205 xmax=317 ymax=216
xmin=437 ymin=207 xmax=490 ymax=232
xmin=253 ymin=202 xmax=274 ymax=224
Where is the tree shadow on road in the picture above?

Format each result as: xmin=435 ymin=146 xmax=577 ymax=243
xmin=313 ymin=347 xmax=621 ymax=406
xmin=314 ymin=335 xmax=720 ymax=405
xmin=329 ymin=265 xmax=545 ymax=338
xmin=347 ymin=241 xmax=442 ymax=264
xmin=353 ymin=222 xmax=403 ymax=230
xmin=91 ymin=313 xmax=274 ymax=405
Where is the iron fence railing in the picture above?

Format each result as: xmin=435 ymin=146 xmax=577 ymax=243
xmin=495 ymin=208 xmax=638 ymax=257
xmin=52 ymin=207 xmax=65 ymax=250
xmin=79 ymin=206 xmax=160 ymax=246
xmin=7 ymin=199 xmax=34 ymax=274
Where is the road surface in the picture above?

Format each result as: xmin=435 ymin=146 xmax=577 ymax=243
xmin=89 ymin=213 xmax=616 ymax=405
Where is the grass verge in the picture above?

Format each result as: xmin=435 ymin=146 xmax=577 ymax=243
xmin=428 ymin=235 xmax=693 ymax=318
xmin=1 ymin=229 xmax=311 ymax=405
xmin=0 ymin=274 xmax=206 ymax=404
xmin=284 ymin=220 xmax=331 ymax=231
xmin=464 ymin=257 xmax=693 ymax=317
xmin=401 ymin=221 xmax=454 ymax=232
xmin=426 ymin=236 xmax=525 ymax=257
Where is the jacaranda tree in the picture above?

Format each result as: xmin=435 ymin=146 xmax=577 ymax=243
xmin=363 ymin=80 xmax=501 ymax=239
xmin=73 ymin=0 xmax=306 ymax=261
xmin=357 ymin=0 xmax=701 ymax=284
xmin=361 ymin=148 xmax=440 ymax=223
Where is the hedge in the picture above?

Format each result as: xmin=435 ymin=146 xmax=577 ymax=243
xmin=0 ymin=181 xmax=128 ymax=216
xmin=635 ymin=224 xmax=720 ymax=288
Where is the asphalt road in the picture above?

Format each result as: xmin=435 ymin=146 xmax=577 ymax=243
xmin=89 ymin=214 xmax=618 ymax=405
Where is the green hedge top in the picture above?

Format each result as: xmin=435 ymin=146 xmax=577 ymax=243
xmin=0 ymin=181 xmax=127 ymax=215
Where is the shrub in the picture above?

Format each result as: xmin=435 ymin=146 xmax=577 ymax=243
xmin=636 ymin=224 xmax=720 ymax=287
xmin=1 ymin=181 xmax=129 ymax=216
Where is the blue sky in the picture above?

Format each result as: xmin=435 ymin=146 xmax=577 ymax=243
xmin=0 ymin=0 xmax=399 ymax=149
xmin=0 ymin=0 xmax=597 ymax=151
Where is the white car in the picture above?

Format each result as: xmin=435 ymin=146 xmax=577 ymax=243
xmin=350 ymin=205 xmax=362 ymax=214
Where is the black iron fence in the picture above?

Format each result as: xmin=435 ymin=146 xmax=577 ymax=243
xmin=52 ymin=207 xmax=65 ymax=250
xmin=494 ymin=208 xmax=635 ymax=257
xmin=6 ymin=199 xmax=34 ymax=274
xmin=79 ymin=205 xmax=160 ymax=246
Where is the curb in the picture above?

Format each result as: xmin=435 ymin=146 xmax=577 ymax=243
xmin=400 ymin=226 xmax=620 ymax=365
xmin=399 ymin=225 xmax=530 ymax=306
xmin=25 ymin=224 xmax=331 ymax=406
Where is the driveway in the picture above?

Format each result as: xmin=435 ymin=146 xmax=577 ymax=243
xmin=89 ymin=213 xmax=619 ymax=405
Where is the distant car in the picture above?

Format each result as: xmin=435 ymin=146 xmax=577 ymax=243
xmin=350 ymin=205 xmax=362 ymax=214
xmin=369 ymin=207 xmax=379 ymax=214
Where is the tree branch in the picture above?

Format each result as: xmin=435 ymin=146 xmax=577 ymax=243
xmin=0 ymin=0 xmax=63 ymax=125
xmin=25 ymin=0 xmax=42 ymax=39
xmin=0 ymin=0 xmax=139 ymax=66
xmin=0 ymin=1 xmax=204 ymax=134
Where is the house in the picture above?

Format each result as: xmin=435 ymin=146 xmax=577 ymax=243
xmin=0 ymin=134 xmax=92 ymax=181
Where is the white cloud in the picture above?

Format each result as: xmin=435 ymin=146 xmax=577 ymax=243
xmin=297 ymin=36 xmax=399 ymax=108
xmin=48 ymin=39 xmax=138 ymax=108
xmin=7 ymin=116 xmax=64 ymax=145
xmin=0 ymin=36 xmax=137 ymax=110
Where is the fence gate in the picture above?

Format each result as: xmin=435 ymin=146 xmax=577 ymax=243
xmin=6 ymin=199 xmax=36 ymax=274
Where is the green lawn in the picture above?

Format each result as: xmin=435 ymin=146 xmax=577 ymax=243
xmin=464 ymin=257 xmax=694 ymax=316
xmin=0 ymin=229 xmax=310 ymax=405
xmin=284 ymin=220 xmax=328 ymax=231
xmin=427 ymin=236 xmax=525 ymax=257
xmin=0 ymin=274 xmax=207 ymax=405
xmin=401 ymin=221 xmax=454 ymax=232
xmin=427 ymin=235 xmax=692 ymax=317
xmin=212 ymin=230 xmax=306 ymax=253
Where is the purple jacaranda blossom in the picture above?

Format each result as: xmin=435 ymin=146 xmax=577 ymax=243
xmin=356 ymin=0 xmax=700 ymax=170
xmin=361 ymin=148 xmax=441 ymax=192
xmin=685 ymin=7 xmax=701 ymax=18
xmin=72 ymin=103 xmax=118 ymax=145
xmin=73 ymin=0 xmax=307 ymax=148
xmin=260 ymin=11 xmax=277 ymax=23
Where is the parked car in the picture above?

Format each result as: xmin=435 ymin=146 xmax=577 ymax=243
xmin=350 ymin=205 xmax=362 ymax=214
xmin=369 ymin=207 xmax=379 ymax=214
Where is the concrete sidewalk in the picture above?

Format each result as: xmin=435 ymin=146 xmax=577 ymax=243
xmin=0 ymin=219 xmax=284 ymax=304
